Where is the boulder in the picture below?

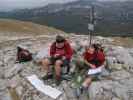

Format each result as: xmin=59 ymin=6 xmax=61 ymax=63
xmin=110 ymin=70 xmax=131 ymax=80
xmin=89 ymin=77 xmax=133 ymax=100
xmin=89 ymin=80 xmax=115 ymax=100
xmin=114 ymin=47 xmax=133 ymax=73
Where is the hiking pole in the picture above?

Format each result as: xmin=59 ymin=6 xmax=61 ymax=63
xmin=88 ymin=5 xmax=95 ymax=46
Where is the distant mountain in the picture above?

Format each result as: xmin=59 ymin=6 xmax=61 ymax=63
xmin=0 ymin=0 xmax=133 ymax=36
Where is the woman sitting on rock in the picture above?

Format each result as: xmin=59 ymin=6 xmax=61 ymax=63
xmin=80 ymin=44 xmax=105 ymax=91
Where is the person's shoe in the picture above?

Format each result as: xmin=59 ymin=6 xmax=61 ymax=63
xmin=42 ymin=73 xmax=53 ymax=80
xmin=74 ymin=88 xmax=81 ymax=98
xmin=80 ymin=86 xmax=88 ymax=94
xmin=55 ymin=80 xmax=61 ymax=86
xmin=79 ymin=86 xmax=84 ymax=94
xmin=55 ymin=75 xmax=61 ymax=86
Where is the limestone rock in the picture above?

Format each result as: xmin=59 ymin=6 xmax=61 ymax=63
xmin=89 ymin=78 xmax=133 ymax=100
xmin=0 ymin=90 xmax=12 ymax=100
xmin=89 ymin=80 xmax=114 ymax=100
xmin=110 ymin=70 xmax=131 ymax=80
xmin=112 ymin=97 xmax=121 ymax=100
xmin=0 ymin=79 xmax=7 ymax=91
xmin=0 ymin=34 xmax=133 ymax=100
xmin=14 ymin=86 xmax=23 ymax=97
xmin=4 ymin=64 xmax=23 ymax=78
xmin=0 ymin=67 xmax=4 ymax=78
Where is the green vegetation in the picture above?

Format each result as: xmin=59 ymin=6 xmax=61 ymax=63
xmin=0 ymin=19 xmax=65 ymax=36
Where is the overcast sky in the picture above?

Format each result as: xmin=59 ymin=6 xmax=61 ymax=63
xmin=0 ymin=0 xmax=127 ymax=11
xmin=0 ymin=0 xmax=78 ymax=11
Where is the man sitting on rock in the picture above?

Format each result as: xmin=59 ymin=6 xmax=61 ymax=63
xmin=80 ymin=44 xmax=105 ymax=91
xmin=42 ymin=35 xmax=73 ymax=85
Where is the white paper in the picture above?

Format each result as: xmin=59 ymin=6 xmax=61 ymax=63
xmin=88 ymin=67 xmax=103 ymax=75
xmin=27 ymin=75 xmax=62 ymax=99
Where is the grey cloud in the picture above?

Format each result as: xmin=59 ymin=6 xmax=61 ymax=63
xmin=0 ymin=0 xmax=77 ymax=11
xmin=0 ymin=0 xmax=128 ymax=11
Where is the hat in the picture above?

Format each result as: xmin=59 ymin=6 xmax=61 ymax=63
xmin=56 ymin=35 xmax=65 ymax=43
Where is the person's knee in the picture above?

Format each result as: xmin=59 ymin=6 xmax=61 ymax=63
xmin=86 ymin=77 xmax=92 ymax=83
xmin=82 ymin=77 xmax=92 ymax=88
xmin=55 ymin=60 xmax=63 ymax=66
xmin=42 ymin=58 xmax=50 ymax=66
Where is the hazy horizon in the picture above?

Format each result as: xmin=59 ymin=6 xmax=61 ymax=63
xmin=0 ymin=0 xmax=129 ymax=12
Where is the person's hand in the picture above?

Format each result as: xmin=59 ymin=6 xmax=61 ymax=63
xmin=15 ymin=60 xmax=19 ymax=64
xmin=62 ymin=56 xmax=66 ymax=60
xmin=54 ymin=54 xmax=60 ymax=58
xmin=90 ymin=64 xmax=96 ymax=69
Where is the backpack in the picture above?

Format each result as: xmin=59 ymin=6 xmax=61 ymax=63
xmin=93 ymin=43 xmax=104 ymax=52
xmin=16 ymin=47 xmax=32 ymax=63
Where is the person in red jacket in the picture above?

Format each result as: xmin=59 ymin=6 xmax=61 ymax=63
xmin=81 ymin=44 xmax=105 ymax=91
xmin=42 ymin=35 xmax=73 ymax=85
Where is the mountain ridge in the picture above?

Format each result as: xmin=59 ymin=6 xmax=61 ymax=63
xmin=0 ymin=19 xmax=65 ymax=36
xmin=0 ymin=0 xmax=133 ymax=36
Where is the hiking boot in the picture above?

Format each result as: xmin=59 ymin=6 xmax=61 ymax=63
xmin=74 ymin=86 xmax=89 ymax=99
xmin=55 ymin=80 xmax=61 ymax=86
xmin=42 ymin=73 xmax=53 ymax=80
xmin=79 ymin=87 xmax=90 ymax=100
xmin=74 ymin=88 xmax=81 ymax=98
xmin=80 ymin=86 xmax=88 ymax=94
xmin=55 ymin=75 xmax=61 ymax=86
xmin=79 ymin=86 xmax=84 ymax=94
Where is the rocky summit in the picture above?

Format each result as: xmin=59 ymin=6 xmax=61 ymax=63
xmin=0 ymin=34 xmax=133 ymax=100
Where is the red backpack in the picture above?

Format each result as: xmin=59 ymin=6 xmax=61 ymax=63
xmin=16 ymin=47 xmax=32 ymax=63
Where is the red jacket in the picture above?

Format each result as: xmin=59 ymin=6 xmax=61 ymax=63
xmin=50 ymin=40 xmax=73 ymax=60
xmin=83 ymin=50 xmax=105 ymax=67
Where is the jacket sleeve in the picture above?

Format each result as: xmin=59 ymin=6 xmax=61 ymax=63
xmin=65 ymin=42 xmax=73 ymax=60
xmin=98 ymin=51 xmax=105 ymax=66
xmin=83 ymin=51 xmax=88 ymax=60
xmin=50 ymin=43 xmax=56 ymax=57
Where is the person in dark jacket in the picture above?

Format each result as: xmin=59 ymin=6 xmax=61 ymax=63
xmin=81 ymin=44 xmax=105 ymax=90
xmin=42 ymin=35 xmax=73 ymax=85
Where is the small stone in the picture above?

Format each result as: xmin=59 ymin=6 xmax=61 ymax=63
xmin=112 ymin=63 xmax=123 ymax=71
xmin=0 ymin=67 xmax=4 ymax=78
xmin=0 ymin=61 xmax=3 ymax=66
xmin=16 ymin=86 xmax=23 ymax=96
xmin=33 ymin=95 xmax=42 ymax=100
xmin=62 ymin=82 xmax=75 ymax=99
xmin=112 ymin=97 xmax=121 ymax=100
xmin=8 ymin=75 xmax=21 ymax=88
xmin=0 ymin=79 xmax=7 ymax=91
xmin=106 ymin=57 xmax=117 ymax=70
xmin=0 ymin=90 xmax=12 ymax=100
